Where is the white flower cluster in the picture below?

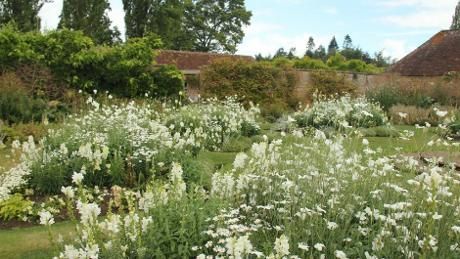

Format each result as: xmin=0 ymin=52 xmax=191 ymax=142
xmin=163 ymin=97 xmax=260 ymax=151
xmin=0 ymin=97 xmax=260 ymax=201
xmin=294 ymin=96 xmax=388 ymax=130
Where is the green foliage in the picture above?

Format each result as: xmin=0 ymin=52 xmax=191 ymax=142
xmin=451 ymin=1 xmax=460 ymax=30
xmin=200 ymin=59 xmax=298 ymax=108
xmin=123 ymin=0 xmax=252 ymax=53
xmin=70 ymin=34 xmax=165 ymax=97
xmin=184 ymin=0 xmax=252 ymax=53
xmin=0 ymin=0 xmax=47 ymax=32
xmin=310 ymin=70 xmax=357 ymax=97
xmin=0 ymin=27 xmax=182 ymax=99
xmin=294 ymin=57 xmax=328 ymax=70
xmin=58 ymin=0 xmax=120 ymax=44
xmin=123 ymin=0 xmax=189 ymax=49
xmin=0 ymin=194 xmax=33 ymax=221
xmin=0 ymin=77 xmax=47 ymax=124
xmin=366 ymin=84 xmax=436 ymax=111
xmin=0 ymin=25 xmax=42 ymax=70
xmin=152 ymin=65 xmax=185 ymax=98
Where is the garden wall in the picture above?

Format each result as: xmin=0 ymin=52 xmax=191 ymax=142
xmin=290 ymin=71 xmax=447 ymax=101
xmin=184 ymin=69 xmax=450 ymax=103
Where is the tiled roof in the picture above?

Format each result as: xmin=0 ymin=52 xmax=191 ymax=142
xmin=389 ymin=30 xmax=460 ymax=76
xmin=155 ymin=50 xmax=254 ymax=70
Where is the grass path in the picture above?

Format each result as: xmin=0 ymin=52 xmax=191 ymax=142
xmin=0 ymin=221 xmax=75 ymax=259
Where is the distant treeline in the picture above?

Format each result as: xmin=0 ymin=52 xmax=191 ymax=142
xmin=256 ymin=35 xmax=395 ymax=74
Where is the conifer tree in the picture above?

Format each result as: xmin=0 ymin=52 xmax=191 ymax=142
xmin=305 ymin=37 xmax=315 ymax=57
xmin=0 ymin=0 xmax=49 ymax=31
xmin=451 ymin=1 xmax=460 ymax=30
xmin=59 ymin=0 xmax=119 ymax=44
xmin=327 ymin=36 xmax=339 ymax=56
xmin=343 ymin=34 xmax=353 ymax=49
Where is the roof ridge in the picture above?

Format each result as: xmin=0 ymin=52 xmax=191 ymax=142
xmin=159 ymin=49 xmax=253 ymax=58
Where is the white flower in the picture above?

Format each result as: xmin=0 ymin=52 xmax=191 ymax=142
xmin=362 ymin=139 xmax=369 ymax=146
xmin=233 ymin=152 xmax=248 ymax=169
xmin=314 ymin=243 xmax=325 ymax=251
xmin=335 ymin=250 xmax=348 ymax=259
xmin=274 ymin=235 xmax=290 ymax=257
xmin=434 ymin=108 xmax=448 ymax=118
xmin=298 ymin=242 xmax=309 ymax=251
xmin=77 ymin=202 xmax=101 ymax=225
xmin=61 ymin=186 xmax=75 ymax=199
xmin=225 ymin=235 xmax=253 ymax=258
xmin=327 ymin=221 xmax=339 ymax=230
xmin=398 ymin=112 xmax=408 ymax=119
xmin=72 ymin=172 xmax=84 ymax=185
xmin=39 ymin=210 xmax=54 ymax=226
xmin=432 ymin=212 xmax=443 ymax=220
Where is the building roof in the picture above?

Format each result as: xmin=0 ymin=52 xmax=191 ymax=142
xmin=155 ymin=50 xmax=254 ymax=72
xmin=389 ymin=30 xmax=460 ymax=76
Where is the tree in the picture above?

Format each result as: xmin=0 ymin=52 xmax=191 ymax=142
xmin=314 ymin=45 xmax=327 ymax=61
xmin=273 ymin=48 xmax=288 ymax=59
xmin=327 ymin=36 xmax=339 ymax=56
xmin=305 ymin=37 xmax=315 ymax=58
xmin=0 ymin=0 xmax=49 ymax=32
xmin=451 ymin=1 xmax=460 ymax=30
xmin=287 ymin=47 xmax=297 ymax=59
xmin=183 ymin=0 xmax=252 ymax=53
xmin=122 ymin=0 xmax=151 ymax=38
xmin=123 ymin=0 xmax=189 ymax=49
xmin=59 ymin=0 xmax=119 ymax=44
xmin=343 ymin=34 xmax=353 ymax=49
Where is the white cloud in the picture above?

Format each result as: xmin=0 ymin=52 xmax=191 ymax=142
xmin=377 ymin=0 xmax=457 ymax=8
xmin=378 ymin=0 xmax=457 ymax=29
xmin=238 ymin=21 xmax=332 ymax=57
xmin=381 ymin=39 xmax=412 ymax=59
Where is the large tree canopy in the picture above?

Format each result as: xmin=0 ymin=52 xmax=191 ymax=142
xmin=59 ymin=0 xmax=119 ymax=44
xmin=123 ymin=0 xmax=251 ymax=53
xmin=123 ymin=0 xmax=189 ymax=49
xmin=0 ymin=0 xmax=48 ymax=32
xmin=183 ymin=0 xmax=252 ymax=53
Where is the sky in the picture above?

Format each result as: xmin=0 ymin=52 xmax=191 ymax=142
xmin=39 ymin=0 xmax=459 ymax=60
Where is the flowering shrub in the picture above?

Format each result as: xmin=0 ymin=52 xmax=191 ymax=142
xmin=163 ymin=97 xmax=260 ymax=151
xmin=0 ymin=97 xmax=260 ymax=197
xmin=295 ymin=96 xmax=388 ymax=130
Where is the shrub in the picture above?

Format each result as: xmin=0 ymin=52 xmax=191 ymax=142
xmin=0 ymin=194 xmax=33 ymax=221
xmin=0 ymin=73 xmax=47 ymax=124
xmin=293 ymin=57 xmax=328 ymax=70
xmin=326 ymin=53 xmax=347 ymax=69
xmin=309 ymin=70 xmax=357 ymax=97
xmin=295 ymin=96 xmax=388 ymax=129
xmin=152 ymin=65 xmax=184 ymax=98
xmin=0 ymin=25 xmax=42 ymax=70
xmin=163 ymin=97 xmax=260 ymax=151
xmin=0 ymin=26 xmax=183 ymax=99
xmin=200 ymin=59 xmax=298 ymax=108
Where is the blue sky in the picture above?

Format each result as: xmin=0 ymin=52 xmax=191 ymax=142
xmin=39 ymin=0 xmax=458 ymax=59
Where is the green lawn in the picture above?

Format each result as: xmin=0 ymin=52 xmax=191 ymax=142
xmin=0 ymin=221 xmax=75 ymax=259
xmin=0 ymin=125 xmax=458 ymax=258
